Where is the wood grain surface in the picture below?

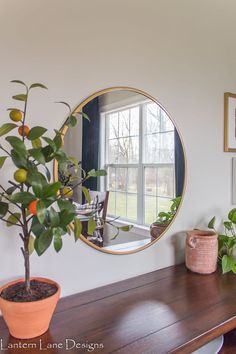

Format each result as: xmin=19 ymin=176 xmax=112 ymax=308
xmin=0 ymin=264 xmax=236 ymax=353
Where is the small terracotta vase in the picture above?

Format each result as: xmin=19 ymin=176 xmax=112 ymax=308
xmin=150 ymin=222 xmax=168 ymax=240
xmin=185 ymin=230 xmax=218 ymax=274
xmin=0 ymin=277 xmax=60 ymax=339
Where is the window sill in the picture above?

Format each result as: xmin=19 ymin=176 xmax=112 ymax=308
xmin=107 ymin=217 xmax=151 ymax=238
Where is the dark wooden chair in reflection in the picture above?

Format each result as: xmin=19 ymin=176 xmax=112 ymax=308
xmin=81 ymin=191 xmax=109 ymax=248
xmin=89 ymin=191 xmax=109 ymax=221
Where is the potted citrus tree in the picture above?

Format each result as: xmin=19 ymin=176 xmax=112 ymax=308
xmin=0 ymin=80 xmax=105 ymax=339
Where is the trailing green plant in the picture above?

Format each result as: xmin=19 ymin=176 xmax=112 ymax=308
xmin=208 ymin=209 xmax=236 ymax=274
xmin=0 ymin=80 xmax=106 ymax=293
xmin=154 ymin=196 xmax=181 ymax=224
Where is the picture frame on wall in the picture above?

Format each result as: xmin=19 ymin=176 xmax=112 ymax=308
xmin=224 ymin=92 xmax=236 ymax=152
xmin=232 ymin=158 xmax=236 ymax=204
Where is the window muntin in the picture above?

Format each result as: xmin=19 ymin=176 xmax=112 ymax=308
xmin=102 ymin=100 xmax=175 ymax=225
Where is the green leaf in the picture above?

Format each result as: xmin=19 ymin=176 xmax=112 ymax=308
xmin=57 ymin=199 xmax=75 ymax=213
xmin=36 ymin=200 xmax=47 ymax=224
xmin=11 ymin=80 xmax=27 ymax=87
xmin=53 ymin=130 xmax=63 ymax=149
xmin=218 ymin=234 xmax=229 ymax=251
xmin=0 ymin=123 xmax=18 ymax=137
xmin=49 ymin=207 xmax=60 ymax=227
xmin=59 ymin=209 xmax=75 ymax=226
xmin=0 ymin=202 xmax=8 ymax=218
xmin=82 ymin=186 xmax=91 ymax=203
xmin=228 ymin=209 xmax=236 ymax=224
xmin=29 ymin=148 xmax=46 ymax=165
xmin=31 ymin=138 xmax=42 ymax=148
xmin=5 ymin=136 xmax=28 ymax=156
xmin=54 ymin=236 xmax=62 ymax=252
xmin=56 ymin=151 xmax=68 ymax=173
xmin=119 ymin=225 xmax=133 ymax=232
xmin=55 ymin=149 xmax=67 ymax=161
xmin=42 ymin=198 xmax=55 ymax=209
xmin=35 ymin=229 xmax=53 ymax=256
xmin=224 ymin=221 xmax=233 ymax=231
xmin=27 ymin=126 xmax=47 ymax=141
xmin=28 ymin=235 xmax=35 ymax=255
xmin=12 ymin=94 xmax=27 ymax=101
xmin=88 ymin=219 xmax=96 ymax=235
xmin=227 ymin=238 xmax=236 ymax=250
xmin=42 ymin=137 xmax=57 ymax=151
xmin=58 ymin=160 xmax=68 ymax=174
xmin=79 ymin=111 xmax=90 ymax=122
xmin=0 ymin=156 xmax=8 ymax=169
xmin=53 ymin=228 xmax=63 ymax=252
xmin=29 ymin=83 xmax=48 ymax=90
xmin=41 ymin=145 xmax=54 ymax=162
xmin=222 ymin=254 xmax=236 ymax=274
xmin=170 ymin=196 xmax=182 ymax=211
xmin=27 ymin=169 xmax=46 ymax=197
xmin=74 ymin=218 xmax=82 ymax=241
xmin=208 ymin=216 xmax=216 ymax=229
xmin=88 ymin=169 xmax=107 ymax=177
xmin=68 ymin=156 xmax=79 ymax=168
xmin=10 ymin=192 xmax=36 ymax=204
xmin=6 ymin=213 xmax=21 ymax=226
xmin=67 ymin=115 xmax=77 ymax=127
xmin=56 ymin=101 xmax=71 ymax=112
xmin=42 ymin=182 xmax=61 ymax=198
xmin=11 ymin=149 xmax=27 ymax=168
xmin=31 ymin=216 xmax=45 ymax=238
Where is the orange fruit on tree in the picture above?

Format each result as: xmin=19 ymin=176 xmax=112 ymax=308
xmin=62 ymin=186 xmax=73 ymax=198
xmin=28 ymin=200 xmax=38 ymax=215
xmin=14 ymin=168 xmax=28 ymax=183
xmin=9 ymin=109 xmax=22 ymax=122
xmin=18 ymin=125 xmax=30 ymax=137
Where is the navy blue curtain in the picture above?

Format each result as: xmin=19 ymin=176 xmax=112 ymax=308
xmin=82 ymin=97 xmax=100 ymax=191
xmin=174 ymin=129 xmax=185 ymax=197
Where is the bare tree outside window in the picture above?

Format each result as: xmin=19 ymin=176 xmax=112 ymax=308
xmin=103 ymin=100 xmax=175 ymax=225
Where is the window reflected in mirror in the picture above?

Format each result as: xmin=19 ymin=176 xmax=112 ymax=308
xmin=55 ymin=88 xmax=185 ymax=254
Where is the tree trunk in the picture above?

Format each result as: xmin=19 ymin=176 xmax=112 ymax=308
xmin=24 ymin=236 xmax=31 ymax=293
xmin=24 ymin=249 xmax=30 ymax=292
xmin=21 ymin=206 xmax=31 ymax=293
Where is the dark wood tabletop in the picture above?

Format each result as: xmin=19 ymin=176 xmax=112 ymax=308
xmin=1 ymin=264 xmax=236 ymax=354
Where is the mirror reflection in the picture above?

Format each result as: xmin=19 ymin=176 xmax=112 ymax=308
xmin=57 ymin=88 xmax=185 ymax=253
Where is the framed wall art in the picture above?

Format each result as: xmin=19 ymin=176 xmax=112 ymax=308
xmin=224 ymin=92 xmax=236 ymax=152
xmin=232 ymin=158 xmax=236 ymax=204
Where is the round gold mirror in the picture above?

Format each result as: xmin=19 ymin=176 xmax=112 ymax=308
xmin=54 ymin=87 xmax=186 ymax=254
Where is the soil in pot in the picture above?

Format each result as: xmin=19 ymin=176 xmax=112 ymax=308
xmin=0 ymin=280 xmax=58 ymax=302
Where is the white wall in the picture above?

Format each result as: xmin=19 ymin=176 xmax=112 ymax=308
xmin=0 ymin=0 xmax=236 ymax=296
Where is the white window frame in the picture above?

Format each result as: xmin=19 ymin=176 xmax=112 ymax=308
xmin=100 ymin=99 xmax=175 ymax=226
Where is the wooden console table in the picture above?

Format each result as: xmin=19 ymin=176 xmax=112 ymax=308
xmin=0 ymin=264 xmax=236 ymax=353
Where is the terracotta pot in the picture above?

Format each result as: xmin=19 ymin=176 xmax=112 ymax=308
xmin=0 ymin=277 xmax=60 ymax=339
xmin=185 ymin=230 xmax=218 ymax=274
xmin=150 ymin=222 xmax=168 ymax=240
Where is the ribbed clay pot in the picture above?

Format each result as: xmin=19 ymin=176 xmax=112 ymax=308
xmin=0 ymin=277 xmax=60 ymax=339
xmin=185 ymin=230 xmax=218 ymax=274
xmin=150 ymin=222 xmax=168 ymax=240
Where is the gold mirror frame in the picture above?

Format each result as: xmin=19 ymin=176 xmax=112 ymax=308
xmin=53 ymin=87 xmax=187 ymax=255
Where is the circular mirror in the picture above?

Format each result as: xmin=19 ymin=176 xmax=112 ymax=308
xmin=54 ymin=87 xmax=186 ymax=254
